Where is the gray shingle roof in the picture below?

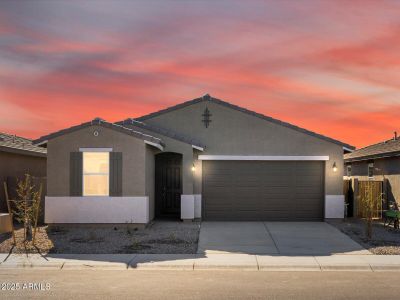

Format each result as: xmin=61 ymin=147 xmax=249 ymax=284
xmin=344 ymin=138 xmax=400 ymax=162
xmin=32 ymin=118 xmax=164 ymax=148
xmin=0 ymin=132 xmax=47 ymax=157
xmin=136 ymin=94 xmax=355 ymax=150
xmin=116 ymin=118 xmax=205 ymax=149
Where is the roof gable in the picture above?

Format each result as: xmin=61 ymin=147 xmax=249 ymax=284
xmin=137 ymin=94 xmax=355 ymax=150
xmin=33 ymin=118 xmax=164 ymax=148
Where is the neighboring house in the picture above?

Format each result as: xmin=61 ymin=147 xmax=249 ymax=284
xmin=0 ymin=132 xmax=47 ymax=213
xmin=33 ymin=95 xmax=354 ymax=224
xmin=344 ymin=133 xmax=400 ymax=209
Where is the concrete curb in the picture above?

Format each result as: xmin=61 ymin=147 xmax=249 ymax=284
xmin=1 ymin=254 xmax=400 ymax=271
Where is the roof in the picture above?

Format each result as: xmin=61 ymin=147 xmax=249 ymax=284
xmin=116 ymin=118 xmax=205 ymax=149
xmin=33 ymin=118 xmax=164 ymax=149
xmin=344 ymin=137 xmax=400 ymax=162
xmin=137 ymin=94 xmax=355 ymax=150
xmin=0 ymin=132 xmax=47 ymax=157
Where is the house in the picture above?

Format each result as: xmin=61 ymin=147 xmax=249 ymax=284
xmin=344 ymin=133 xmax=400 ymax=210
xmin=33 ymin=95 xmax=354 ymax=224
xmin=0 ymin=132 xmax=47 ymax=213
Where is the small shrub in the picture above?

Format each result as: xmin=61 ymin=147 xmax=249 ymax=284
xmin=12 ymin=174 xmax=42 ymax=243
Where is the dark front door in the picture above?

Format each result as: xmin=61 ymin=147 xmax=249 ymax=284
xmin=155 ymin=153 xmax=182 ymax=218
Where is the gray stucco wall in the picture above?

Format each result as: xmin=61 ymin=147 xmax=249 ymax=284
xmin=145 ymin=145 xmax=156 ymax=220
xmin=142 ymin=100 xmax=344 ymax=195
xmin=47 ymin=125 xmax=147 ymax=197
xmin=345 ymin=157 xmax=400 ymax=205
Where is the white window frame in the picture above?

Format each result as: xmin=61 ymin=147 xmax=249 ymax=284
xmin=82 ymin=152 xmax=110 ymax=196
xmin=368 ymin=163 xmax=374 ymax=179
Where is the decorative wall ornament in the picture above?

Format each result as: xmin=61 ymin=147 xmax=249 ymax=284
xmin=202 ymin=107 xmax=212 ymax=128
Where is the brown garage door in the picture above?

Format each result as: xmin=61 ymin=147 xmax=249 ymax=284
xmin=203 ymin=161 xmax=324 ymax=221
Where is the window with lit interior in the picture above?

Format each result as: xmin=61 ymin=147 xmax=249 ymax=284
xmin=83 ymin=152 xmax=109 ymax=196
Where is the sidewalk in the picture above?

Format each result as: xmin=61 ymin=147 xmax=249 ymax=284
xmin=1 ymin=253 xmax=400 ymax=271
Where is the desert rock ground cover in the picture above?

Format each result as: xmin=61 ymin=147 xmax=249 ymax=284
xmin=328 ymin=219 xmax=400 ymax=255
xmin=0 ymin=221 xmax=200 ymax=254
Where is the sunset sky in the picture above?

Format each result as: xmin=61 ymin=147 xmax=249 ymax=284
xmin=0 ymin=0 xmax=399 ymax=148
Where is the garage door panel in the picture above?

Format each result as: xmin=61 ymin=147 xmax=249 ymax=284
xmin=203 ymin=160 xmax=324 ymax=221
xmin=296 ymin=175 xmax=322 ymax=185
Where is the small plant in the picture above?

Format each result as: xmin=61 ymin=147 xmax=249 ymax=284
xmin=168 ymin=233 xmax=177 ymax=241
xmin=361 ymin=182 xmax=383 ymax=240
xmin=126 ymin=224 xmax=132 ymax=235
xmin=125 ymin=219 xmax=136 ymax=235
xmin=131 ymin=239 xmax=141 ymax=250
xmin=12 ymin=174 xmax=42 ymax=244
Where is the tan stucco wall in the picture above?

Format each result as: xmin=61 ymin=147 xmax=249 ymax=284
xmin=0 ymin=151 xmax=46 ymax=212
xmin=47 ymin=125 xmax=146 ymax=197
xmin=143 ymin=100 xmax=345 ymax=195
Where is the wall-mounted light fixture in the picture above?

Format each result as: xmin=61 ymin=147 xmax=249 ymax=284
xmin=333 ymin=162 xmax=337 ymax=172
xmin=191 ymin=163 xmax=196 ymax=172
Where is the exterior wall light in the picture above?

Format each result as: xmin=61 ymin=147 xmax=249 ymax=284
xmin=333 ymin=162 xmax=337 ymax=172
xmin=191 ymin=163 xmax=196 ymax=172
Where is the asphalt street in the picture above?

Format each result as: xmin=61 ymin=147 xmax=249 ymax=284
xmin=0 ymin=269 xmax=396 ymax=299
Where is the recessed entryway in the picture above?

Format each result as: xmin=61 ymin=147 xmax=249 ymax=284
xmin=155 ymin=152 xmax=182 ymax=219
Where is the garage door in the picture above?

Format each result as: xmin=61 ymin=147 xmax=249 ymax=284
xmin=203 ymin=161 xmax=324 ymax=221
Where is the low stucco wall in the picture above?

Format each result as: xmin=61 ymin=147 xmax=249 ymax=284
xmin=325 ymin=195 xmax=344 ymax=218
xmin=45 ymin=196 xmax=149 ymax=224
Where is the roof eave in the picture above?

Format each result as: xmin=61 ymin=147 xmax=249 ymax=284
xmin=33 ymin=119 xmax=164 ymax=148
xmin=344 ymin=151 xmax=400 ymax=163
xmin=0 ymin=145 xmax=47 ymax=158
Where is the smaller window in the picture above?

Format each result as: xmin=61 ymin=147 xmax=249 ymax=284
xmin=368 ymin=163 xmax=374 ymax=179
xmin=83 ymin=152 xmax=110 ymax=196
xmin=346 ymin=165 xmax=352 ymax=177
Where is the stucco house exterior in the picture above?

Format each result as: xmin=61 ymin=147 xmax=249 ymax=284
xmin=0 ymin=132 xmax=46 ymax=213
xmin=344 ymin=134 xmax=400 ymax=209
xmin=33 ymin=95 xmax=354 ymax=224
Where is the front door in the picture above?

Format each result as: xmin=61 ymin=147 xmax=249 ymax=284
xmin=155 ymin=153 xmax=182 ymax=218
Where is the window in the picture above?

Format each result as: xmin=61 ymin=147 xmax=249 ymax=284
xmin=368 ymin=163 xmax=374 ymax=179
xmin=346 ymin=165 xmax=352 ymax=177
xmin=83 ymin=152 xmax=109 ymax=196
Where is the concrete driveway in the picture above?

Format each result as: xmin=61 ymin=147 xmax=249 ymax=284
xmin=197 ymin=222 xmax=370 ymax=255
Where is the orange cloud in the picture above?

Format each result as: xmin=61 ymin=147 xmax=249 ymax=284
xmin=0 ymin=1 xmax=399 ymax=148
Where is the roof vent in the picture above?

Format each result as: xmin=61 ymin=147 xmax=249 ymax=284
xmin=202 ymin=93 xmax=210 ymax=100
xmin=92 ymin=117 xmax=105 ymax=125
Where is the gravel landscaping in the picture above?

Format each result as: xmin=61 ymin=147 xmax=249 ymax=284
xmin=0 ymin=221 xmax=200 ymax=254
xmin=328 ymin=219 xmax=400 ymax=255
